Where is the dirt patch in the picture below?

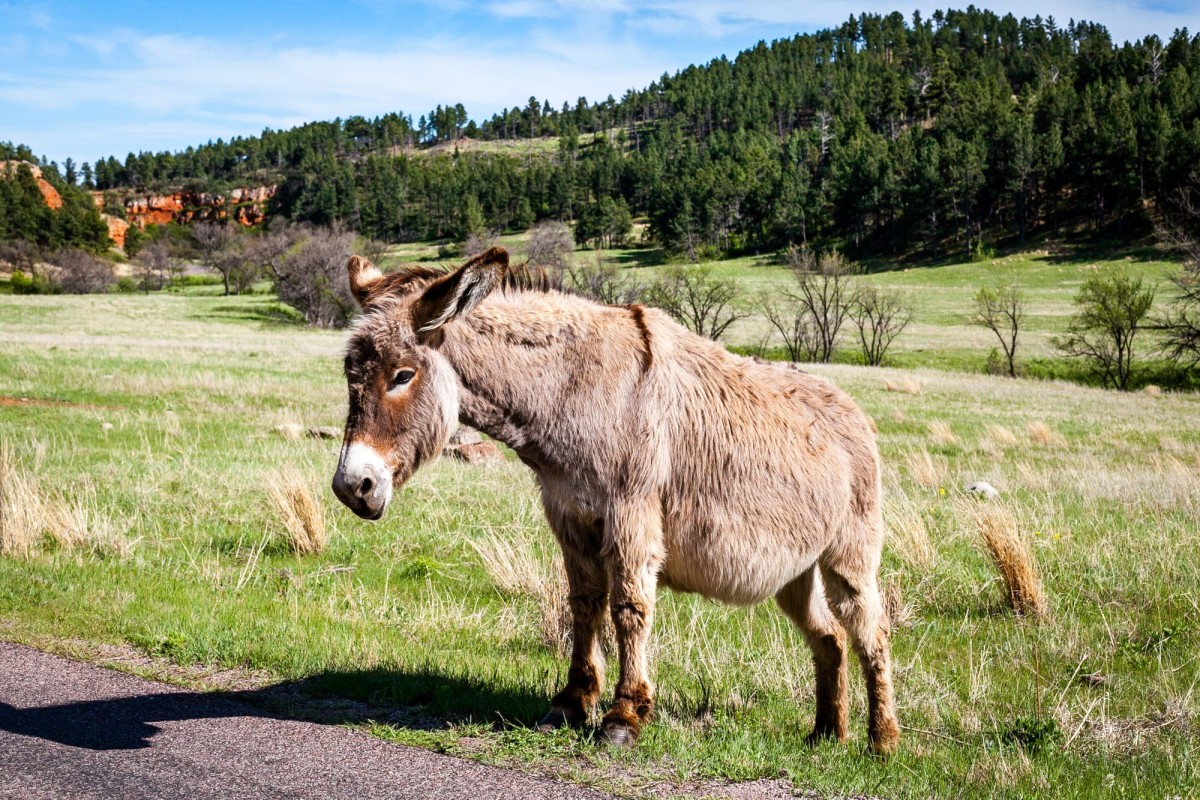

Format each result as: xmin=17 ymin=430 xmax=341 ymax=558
xmin=0 ymin=395 xmax=95 ymax=409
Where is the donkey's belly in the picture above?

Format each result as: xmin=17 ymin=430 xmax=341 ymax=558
xmin=659 ymin=525 xmax=817 ymax=606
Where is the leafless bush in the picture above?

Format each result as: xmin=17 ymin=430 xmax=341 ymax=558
xmin=464 ymin=230 xmax=499 ymax=259
xmin=762 ymin=247 xmax=856 ymax=362
xmin=974 ymin=285 xmax=1026 ymax=377
xmin=526 ymin=221 xmax=575 ymax=281
xmin=0 ymin=240 xmax=38 ymax=273
xmin=192 ymin=222 xmax=242 ymax=295
xmin=566 ymin=254 xmax=644 ymax=305
xmin=644 ymin=264 xmax=747 ymax=340
xmin=50 ymin=248 xmax=114 ymax=294
xmin=851 ymin=286 xmax=913 ymax=366
xmin=265 ymin=224 xmax=357 ymax=328
xmin=133 ymin=240 xmax=181 ymax=291
xmin=267 ymin=468 xmax=327 ymax=556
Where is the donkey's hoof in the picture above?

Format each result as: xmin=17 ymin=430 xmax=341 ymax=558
xmin=600 ymin=721 xmax=639 ymax=748
xmin=868 ymin=721 xmax=900 ymax=757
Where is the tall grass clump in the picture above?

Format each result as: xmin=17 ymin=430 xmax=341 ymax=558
xmin=470 ymin=533 xmax=574 ymax=656
xmin=966 ymin=503 xmax=1047 ymax=617
xmin=268 ymin=468 xmax=328 ymax=555
xmin=0 ymin=446 xmax=42 ymax=557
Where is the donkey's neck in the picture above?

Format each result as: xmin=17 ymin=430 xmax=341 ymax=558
xmin=437 ymin=293 xmax=639 ymax=474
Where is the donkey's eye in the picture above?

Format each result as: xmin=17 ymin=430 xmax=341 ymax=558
xmin=390 ymin=369 xmax=416 ymax=390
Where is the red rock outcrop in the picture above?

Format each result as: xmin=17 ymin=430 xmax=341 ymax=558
xmin=1 ymin=160 xmax=63 ymax=209
xmin=118 ymin=186 xmax=278 ymax=229
xmin=104 ymin=215 xmax=130 ymax=249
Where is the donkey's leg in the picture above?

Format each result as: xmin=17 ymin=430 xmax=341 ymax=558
xmin=539 ymin=515 xmax=608 ymax=731
xmin=599 ymin=500 xmax=662 ymax=747
xmin=819 ymin=549 xmax=900 ymax=755
xmin=775 ymin=566 xmax=849 ymax=743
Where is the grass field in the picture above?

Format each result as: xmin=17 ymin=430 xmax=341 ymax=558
xmin=387 ymin=234 xmax=1185 ymax=381
xmin=1 ymin=273 xmax=1198 ymax=797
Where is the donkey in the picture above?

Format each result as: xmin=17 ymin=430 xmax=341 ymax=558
xmin=331 ymin=247 xmax=900 ymax=753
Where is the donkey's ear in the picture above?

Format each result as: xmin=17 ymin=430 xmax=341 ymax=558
xmin=347 ymin=255 xmax=385 ymax=307
xmin=415 ymin=247 xmax=508 ymax=333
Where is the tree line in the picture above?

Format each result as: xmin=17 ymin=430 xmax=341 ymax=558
xmin=54 ymin=8 xmax=1200 ymax=261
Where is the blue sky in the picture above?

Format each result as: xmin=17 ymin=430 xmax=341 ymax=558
xmin=2 ymin=0 xmax=1198 ymax=167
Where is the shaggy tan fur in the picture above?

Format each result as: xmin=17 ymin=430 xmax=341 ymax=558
xmin=332 ymin=247 xmax=900 ymax=753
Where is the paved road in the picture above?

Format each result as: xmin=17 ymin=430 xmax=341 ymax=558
xmin=0 ymin=642 xmax=609 ymax=800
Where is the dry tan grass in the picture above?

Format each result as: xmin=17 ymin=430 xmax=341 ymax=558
xmin=904 ymin=447 xmax=947 ymax=490
xmin=538 ymin=559 xmax=573 ymax=657
xmin=44 ymin=486 xmax=132 ymax=559
xmin=928 ymin=420 xmax=958 ymax=446
xmin=882 ymin=575 xmax=914 ymax=629
xmin=469 ymin=533 xmax=576 ymax=657
xmin=985 ymin=424 xmax=1019 ymax=448
xmin=884 ymin=377 xmax=923 ymax=395
xmin=267 ymin=469 xmax=327 ymax=555
xmin=965 ymin=503 xmax=1047 ymax=617
xmin=0 ymin=446 xmax=42 ymax=557
xmin=1027 ymin=421 xmax=1067 ymax=447
xmin=468 ymin=533 xmax=545 ymax=596
xmin=883 ymin=494 xmax=933 ymax=567
xmin=1 ymin=448 xmax=130 ymax=559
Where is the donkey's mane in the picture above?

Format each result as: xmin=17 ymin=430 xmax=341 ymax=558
xmin=368 ymin=258 xmax=557 ymax=304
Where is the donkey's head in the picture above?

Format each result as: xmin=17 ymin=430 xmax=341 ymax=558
xmin=331 ymin=248 xmax=508 ymax=519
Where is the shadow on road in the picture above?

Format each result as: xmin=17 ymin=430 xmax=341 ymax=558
xmin=0 ymin=667 xmax=551 ymax=751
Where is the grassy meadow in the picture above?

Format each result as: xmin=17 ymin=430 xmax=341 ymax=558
xmin=1 ymin=256 xmax=1198 ymax=798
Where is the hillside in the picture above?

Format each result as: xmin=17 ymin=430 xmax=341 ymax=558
xmin=58 ymin=7 xmax=1199 ymax=261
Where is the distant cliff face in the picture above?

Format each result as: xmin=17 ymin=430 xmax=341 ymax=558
xmin=1 ymin=161 xmax=63 ymax=210
xmin=95 ymin=186 xmax=278 ymax=230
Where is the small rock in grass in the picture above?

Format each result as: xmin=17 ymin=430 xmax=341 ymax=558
xmin=101 ymin=422 xmax=114 ymax=431
xmin=306 ymin=426 xmax=341 ymax=440
xmin=966 ymin=480 xmax=999 ymax=499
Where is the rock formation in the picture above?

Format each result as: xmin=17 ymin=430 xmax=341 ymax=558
xmin=1 ymin=161 xmax=62 ymax=210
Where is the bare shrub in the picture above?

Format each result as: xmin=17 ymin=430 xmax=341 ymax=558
xmin=268 ymin=469 xmax=327 ymax=555
xmin=782 ymin=248 xmax=857 ymax=362
xmin=974 ymin=285 xmax=1026 ymax=377
xmin=644 ymin=264 xmax=747 ymax=340
xmin=134 ymin=240 xmax=180 ymax=292
xmin=464 ymin=230 xmax=498 ymax=259
xmin=526 ymin=221 xmax=575 ymax=278
xmin=192 ymin=222 xmax=241 ymax=295
xmin=264 ymin=224 xmax=357 ymax=328
xmin=852 ymin=286 xmax=913 ymax=366
xmin=50 ymin=248 xmax=114 ymax=294
xmin=966 ymin=504 xmax=1047 ymax=617
xmin=566 ymin=254 xmax=644 ymax=305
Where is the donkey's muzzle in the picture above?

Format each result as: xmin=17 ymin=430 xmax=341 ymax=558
xmin=332 ymin=442 xmax=392 ymax=520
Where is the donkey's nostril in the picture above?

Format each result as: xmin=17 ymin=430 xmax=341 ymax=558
xmin=359 ymin=476 xmax=374 ymax=497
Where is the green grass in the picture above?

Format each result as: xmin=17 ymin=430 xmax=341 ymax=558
xmin=1 ymin=283 xmax=1197 ymax=798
